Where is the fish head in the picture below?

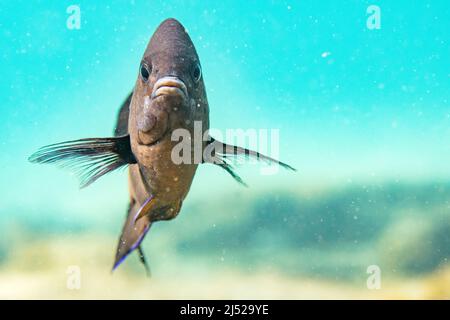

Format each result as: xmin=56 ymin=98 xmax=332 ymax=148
xmin=131 ymin=18 xmax=209 ymax=146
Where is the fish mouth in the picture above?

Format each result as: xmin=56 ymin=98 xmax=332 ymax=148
xmin=138 ymin=113 xmax=171 ymax=147
xmin=151 ymin=76 xmax=188 ymax=100
xmin=140 ymin=126 xmax=170 ymax=147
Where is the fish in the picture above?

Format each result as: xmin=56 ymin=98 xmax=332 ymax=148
xmin=28 ymin=18 xmax=295 ymax=274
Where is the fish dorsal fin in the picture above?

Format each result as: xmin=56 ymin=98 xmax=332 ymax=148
xmin=29 ymin=135 xmax=136 ymax=188
xmin=114 ymin=90 xmax=133 ymax=136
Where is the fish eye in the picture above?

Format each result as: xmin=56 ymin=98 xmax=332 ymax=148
xmin=140 ymin=63 xmax=151 ymax=82
xmin=192 ymin=63 xmax=202 ymax=83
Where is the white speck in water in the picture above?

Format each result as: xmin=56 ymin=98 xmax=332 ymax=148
xmin=321 ymin=51 xmax=331 ymax=58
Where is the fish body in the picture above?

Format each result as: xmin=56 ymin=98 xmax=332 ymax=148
xmin=29 ymin=18 xmax=295 ymax=273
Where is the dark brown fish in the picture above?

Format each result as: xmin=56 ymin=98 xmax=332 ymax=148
xmin=29 ymin=18 xmax=295 ymax=273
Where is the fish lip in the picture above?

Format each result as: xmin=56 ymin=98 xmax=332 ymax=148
xmin=138 ymin=110 xmax=171 ymax=147
xmin=139 ymin=124 xmax=170 ymax=147
xmin=151 ymin=76 xmax=188 ymax=100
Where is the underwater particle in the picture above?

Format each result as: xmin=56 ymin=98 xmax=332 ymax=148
xmin=321 ymin=51 xmax=331 ymax=58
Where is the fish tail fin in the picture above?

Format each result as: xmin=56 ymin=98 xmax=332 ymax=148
xmin=203 ymin=137 xmax=296 ymax=184
xmin=113 ymin=200 xmax=152 ymax=272
xmin=28 ymin=135 xmax=136 ymax=188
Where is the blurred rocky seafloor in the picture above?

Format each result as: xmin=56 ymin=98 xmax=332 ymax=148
xmin=1 ymin=181 xmax=449 ymax=299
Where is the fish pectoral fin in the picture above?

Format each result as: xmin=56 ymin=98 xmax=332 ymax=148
xmin=217 ymin=161 xmax=248 ymax=187
xmin=28 ymin=134 xmax=136 ymax=188
xmin=203 ymin=137 xmax=296 ymax=185
xmin=206 ymin=137 xmax=296 ymax=171
xmin=206 ymin=154 xmax=248 ymax=187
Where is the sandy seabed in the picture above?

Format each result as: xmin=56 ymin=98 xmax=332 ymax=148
xmin=0 ymin=235 xmax=449 ymax=299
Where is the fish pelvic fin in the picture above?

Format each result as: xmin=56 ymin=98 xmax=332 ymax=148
xmin=203 ymin=137 xmax=296 ymax=185
xmin=28 ymin=135 xmax=136 ymax=188
xmin=137 ymin=245 xmax=151 ymax=278
xmin=133 ymin=195 xmax=157 ymax=223
xmin=113 ymin=200 xmax=152 ymax=272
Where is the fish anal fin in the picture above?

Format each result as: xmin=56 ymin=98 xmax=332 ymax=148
xmin=113 ymin=201 xmax=152 ymax=272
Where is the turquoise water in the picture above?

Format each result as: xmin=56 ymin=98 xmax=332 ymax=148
xmin=0 ymin=1 xmax=449 ymax=298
